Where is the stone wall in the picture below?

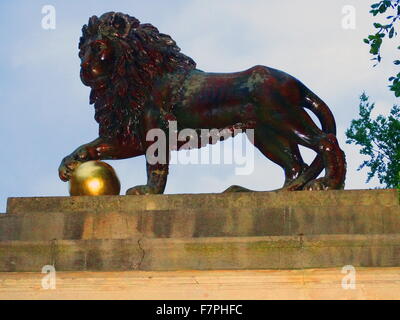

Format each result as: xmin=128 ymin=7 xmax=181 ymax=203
xmin=0 ymin=189 xmax=399 ymax=272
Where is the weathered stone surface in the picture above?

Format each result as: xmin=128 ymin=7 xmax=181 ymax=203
xmin=0 ymin=234 xmax=400 ymax=272
xmin=0 ymin=241 xmax=53 ymax=272
xmin=0 ymin=189 xmax=399 ymax=272
xmin=54 ymin=238 xmax=143 ymax=271
xmin=6 ymin=189 xmax=399 ymax=214
xmin=1 ymin=205 xmax=399 ymax=241
xmin=139 ymin=234 xmax=400 ymax=271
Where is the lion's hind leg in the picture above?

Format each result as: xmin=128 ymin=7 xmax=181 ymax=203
xmin=284 ymin=113 xmax=346 ymax=190
xmin=223 ymin=125 xmax=309 ymax=193
xmin=252 ymin=126 xmax=309 ymax=191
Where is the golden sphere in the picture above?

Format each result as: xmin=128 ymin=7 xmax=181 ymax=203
xmin=69 ymin=161 xmax=121 ymax=196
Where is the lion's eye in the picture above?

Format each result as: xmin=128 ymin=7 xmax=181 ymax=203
xmin=90 ymin=41 xmax=104 ymax=52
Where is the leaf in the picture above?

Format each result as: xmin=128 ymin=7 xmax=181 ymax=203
xmin=389 ymin=27 xmax=395 ymax=38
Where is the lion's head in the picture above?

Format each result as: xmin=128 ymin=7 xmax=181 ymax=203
xmin=79 ymin=12 xmax=196 ymax=144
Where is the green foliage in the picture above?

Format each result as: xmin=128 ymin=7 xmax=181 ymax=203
xmin=363 ymin=0 xmax=400 ymax=97
xmin=346 ymin=93 xmax=400 ymax=188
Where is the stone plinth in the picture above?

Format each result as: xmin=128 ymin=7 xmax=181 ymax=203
xmin=0 ymin=189 xmax=399 ymax=272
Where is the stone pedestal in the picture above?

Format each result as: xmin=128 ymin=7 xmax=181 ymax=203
xmin=1 ymin=189 xmax=399 ymax=272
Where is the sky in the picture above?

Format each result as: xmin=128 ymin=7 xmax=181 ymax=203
xmin=0 ymin=0 xmax=398 ymax=212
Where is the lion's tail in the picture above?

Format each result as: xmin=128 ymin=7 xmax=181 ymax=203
xmin=303 ymin=91 xmax=336 ymax=135
xmin=292 ymin=90 xmax=337 ymax=188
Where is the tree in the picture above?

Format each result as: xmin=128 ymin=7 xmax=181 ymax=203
xmin=363 ymin=0 xmax=400 ymax=97
xmin=346 ymin=1 xmax=400 ymax=189
xmin=346 ymin=94 xmax=400 ymax=188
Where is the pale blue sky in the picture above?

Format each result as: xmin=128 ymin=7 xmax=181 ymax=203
xmin=0 ymin=0 xmax=398 ymax=212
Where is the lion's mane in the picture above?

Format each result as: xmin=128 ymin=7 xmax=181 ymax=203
xmin=79 ymin=12 xmax=196 ymax=144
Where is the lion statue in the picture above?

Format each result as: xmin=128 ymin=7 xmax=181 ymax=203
xmin=59 ymin=12 xmax=346 ymax=194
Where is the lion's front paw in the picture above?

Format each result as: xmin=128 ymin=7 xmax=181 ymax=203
xmin=126 ymin=185 xmax=157 ymax=195
xmin=58 ymin=156 xmax=82 ymax=182
xmin=303 ymin=178 xmax=332 ymax=191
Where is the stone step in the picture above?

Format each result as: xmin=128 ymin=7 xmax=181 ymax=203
xmin=0 ymin=234 xmax=399 ymax=272
xmin=6 ymin=189 xmax=399 ymax=215
xmin=2 ymin=268 xmax=400 ymax=300
xmin=1 ymin=205 xmax=400 ymax=241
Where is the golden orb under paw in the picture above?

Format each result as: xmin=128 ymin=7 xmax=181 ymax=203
xmin=69 ymin=161 xmax=121 ymax=196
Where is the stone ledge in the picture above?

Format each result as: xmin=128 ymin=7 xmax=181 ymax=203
xmin=6 ymin=189 xmax=399 ymax=215
xmin=1 ymin=205 xmax=400 ymax=241
xmin=1 ymin=234 xmax=399 ymax=272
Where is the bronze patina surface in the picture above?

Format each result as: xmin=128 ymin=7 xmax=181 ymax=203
xmin=58 ymin=12 xmax=347 ymax=194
